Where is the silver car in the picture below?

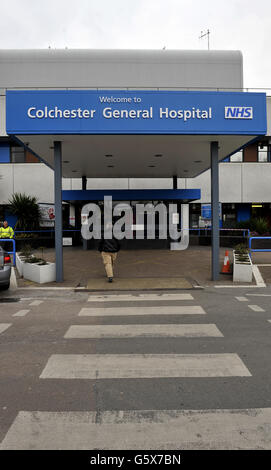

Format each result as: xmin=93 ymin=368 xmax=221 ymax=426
xmin=0 ymin=247 xmax=11 ymax=290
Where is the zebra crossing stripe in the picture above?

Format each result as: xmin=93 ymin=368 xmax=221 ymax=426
xmin=79 ymin=306 xmax=206 ymax=316
xmin=39 ymin=353 xmax=251 ymax=379
xmin=64 ymin=324 xmax=224 ymax=339
xmin=1 ymin=408 xmax=270 ymax=449
xmin=0 ymin=323 xmax=12 ymax=334
xmin=88 ymin=293 xmax=194 ymax=302
xmin=235 ymin=297 xmax=248 ymax=302
xmin=29 ymin=301 xmax=44 ymax=306
xmin=12 ymin=310 xmax=30 ymax=317
xmin=248 ymin=305 xmax=265 ymax=312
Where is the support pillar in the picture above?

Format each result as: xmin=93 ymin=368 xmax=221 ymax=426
xmin=54 ymin=141 xmax=63 ymax=282
xmin=82 ymin=175 xmax=87 ymax=190
xmin=82 ymin=176 xmax=88 ymax=250
xmin=211 ymin=141 xmax=220 ymax=281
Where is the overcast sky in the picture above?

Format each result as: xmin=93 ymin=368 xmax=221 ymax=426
xmin=0 ymin=0 xmax=270 ymax=88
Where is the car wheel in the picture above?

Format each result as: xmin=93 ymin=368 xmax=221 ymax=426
xmin=0 ymin=282 xmax=10 ymax=290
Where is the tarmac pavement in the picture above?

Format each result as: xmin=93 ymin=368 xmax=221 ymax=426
xmin=0 ymin=285 xmax=271 ymax=449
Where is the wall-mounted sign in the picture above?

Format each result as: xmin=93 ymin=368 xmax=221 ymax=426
xmin=39 ymin=203 xmax=55 ymax=227
xmin=6 ymin=90 xmax=267 ymax=135
xmin=201 ymin=203 xmax=222 ymax=220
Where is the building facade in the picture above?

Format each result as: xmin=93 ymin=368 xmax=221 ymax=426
xmin=0 ymin=49 xmax=270 ymax=229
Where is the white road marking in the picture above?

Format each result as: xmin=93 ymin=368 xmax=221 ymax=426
xmin=215 ymin=286 xmax=263 ymax=288
xmin=248 ymin=305 xmax=265 ymax=312
xmin=88 ymin=293 xmax=194 ymax=302
xmin=2 ymin=408 xmax=270 ymax=450
xmin=79 ymin=306 xmax=206 ymax=316
xmin=39 ymin=353 xmax=251 ymax=379
xmin=12 ymin=310 xmax=30 ymax=317
xmin=247 ymin=294 xmax=271 ymax=297
xmin=64 ymin=324 xmax=224 ymax=339
xmin=0 ymin=324 xmax=12 ymax=334
xmin=29 ymin=300 xmax=44 ymax=306
xmin=235 ymin=297 xmax=248 ymax=302
xmin=252 ymin=265 xmax=266 ymax=288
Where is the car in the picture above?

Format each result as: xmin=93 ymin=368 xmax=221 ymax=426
xmin=0 ymin=246 xmax=12 ymax=290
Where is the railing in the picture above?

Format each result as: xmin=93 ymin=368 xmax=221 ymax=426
xmin=249 ymin=236 xmax=271 ymax=253
xmin=0 ymin=239 xmax=16 ymax=266
xmin=190 ymin=228 xmax=250 ymax=238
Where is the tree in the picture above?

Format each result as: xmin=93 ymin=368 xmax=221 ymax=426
xmin=8 ymin=193 xmax=41 ymax=231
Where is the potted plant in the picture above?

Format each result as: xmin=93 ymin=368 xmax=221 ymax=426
xmin=233 ymin=243 xmax=253 ymax=283
xmin=16 ymin=245 xmax=56 ymax=284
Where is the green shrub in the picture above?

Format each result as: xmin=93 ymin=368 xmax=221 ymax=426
xmin=8 ymin=193 xmax=41 ymax=231
xmin=234 ymin=243 xmax=249 ymax=254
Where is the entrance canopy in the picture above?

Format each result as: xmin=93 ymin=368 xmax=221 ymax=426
xmin=5 ymin=88 xmax=267 ymax=283
xmin=6 ymin=89 xmax=267 ymax=178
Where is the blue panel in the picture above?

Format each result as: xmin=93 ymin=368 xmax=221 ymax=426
xmin=237 ymin=205 xmax=251 ymax=222
xmin=201 ymin=203 xmax=222 ymax=219
xmin=62 ymin=189 xmax=201 ymax=202
xmin=4 ymin=210 xmax=17 ymax=227
xmin=6 ymin=90 xmax=267 ymax=135
xmin=0 ymin=144 xmax=10 ymax=162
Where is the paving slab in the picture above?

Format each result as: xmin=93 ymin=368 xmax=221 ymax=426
xmin=86 ymin=277 xmax=192 ymax=290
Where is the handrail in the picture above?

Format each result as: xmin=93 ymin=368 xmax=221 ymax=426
xmin=249 ymin=236 xmax=271 ymax=253
xmin=0 ymin=238 xmax=16 ymax=266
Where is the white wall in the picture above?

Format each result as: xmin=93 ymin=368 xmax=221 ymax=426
xmin=1 ymin=162 xmax=271 ymax=204
xmin=0 ymin=50 xmax=243 ymax=90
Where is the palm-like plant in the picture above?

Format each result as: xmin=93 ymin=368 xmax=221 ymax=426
xmin=8 ymin=193 xmax=41 ymax=231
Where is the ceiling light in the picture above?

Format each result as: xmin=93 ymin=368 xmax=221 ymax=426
xmin=72 ymin=170 xmax=77 ymax=173
xmin=105 ymin=154 xmax=113 ymax=157
xmin=194 ymin=160 xmax=202 ymax=163
xmin=63 ymin=160 xmax=70 ymax=163
xmin=154 ymin=154 xmax=163 ymax=157
xmin=107 ymin=165 xmax=114 ymax=168
xmin=148 ymin=165 xmax=155 ymax=168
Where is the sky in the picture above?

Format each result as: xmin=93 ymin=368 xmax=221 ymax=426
xmin=0 ymin=0 xmax=270 ymax=88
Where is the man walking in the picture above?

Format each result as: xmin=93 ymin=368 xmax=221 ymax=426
xmin=98 ymin=232 xmax=120 ymax=283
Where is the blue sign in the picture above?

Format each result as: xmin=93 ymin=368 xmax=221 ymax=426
xmin=6 ymin=90 xmax=267 ymax=135
xmin=201 ymin=203 xmax=222 ymax=219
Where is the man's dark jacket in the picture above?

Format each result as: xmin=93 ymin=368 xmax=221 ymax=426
xmin=98 ymin=237 xmax=120 ymax=253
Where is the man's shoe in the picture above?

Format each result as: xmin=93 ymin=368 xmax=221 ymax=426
xmin=108 ymin=277 xmax=113 ymax=283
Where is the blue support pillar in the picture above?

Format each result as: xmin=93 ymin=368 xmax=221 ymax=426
xmin=54 ymin=141 xmax=63 ymax=282
xmin=82 ymin=176 xmax=88 ymax=250
xmin=211 ymin=141 xmax=220 ymax=281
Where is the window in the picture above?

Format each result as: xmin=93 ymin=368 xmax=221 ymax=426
xmin=258 ymin=144 xmax=268 ymax=162
xmin=230 ymin=150 xmax=243 ymax=162
xmin=10 ymin=146 xmax=25 ymax=163
xmin=10 ymin=146 xmax=39 ymax=163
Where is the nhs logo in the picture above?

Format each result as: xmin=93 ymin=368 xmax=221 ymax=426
xmin=225 ymin=106 xmax=253 ymax=119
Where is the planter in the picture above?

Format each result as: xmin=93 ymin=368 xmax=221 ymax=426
xmin=233 ymin=250 xmax=253 ymax=283
xmin=16 ymin=253 xmax=56 ymax=284
xmin=15 ymin=253 xmax=24 ymax=277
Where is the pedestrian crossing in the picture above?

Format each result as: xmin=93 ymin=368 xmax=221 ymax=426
xmin=0 ymin=323 xmax=12 ymax=334
xmin=88 ymin=293 xmax=194 ymax=302
xmin=79 ymin=305 xmax=206 ymax=316
xmin=1 ymin=408 xmax=270 ymax=450
xmin=64 ymin=323 xmax=223 ymax=339
xmin=40 ymin=353 xmax=251 ymax=379
xmin=1 ymin=290 xmax=265 ymax=450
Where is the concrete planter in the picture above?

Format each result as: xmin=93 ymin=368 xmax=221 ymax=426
xmin=233 ymin=250 xmax=253 ymax=283
xmin=15 ymin=253 xmax=24 ymax=277
xmin=16 ymin=253 xmax=56 ymax=284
